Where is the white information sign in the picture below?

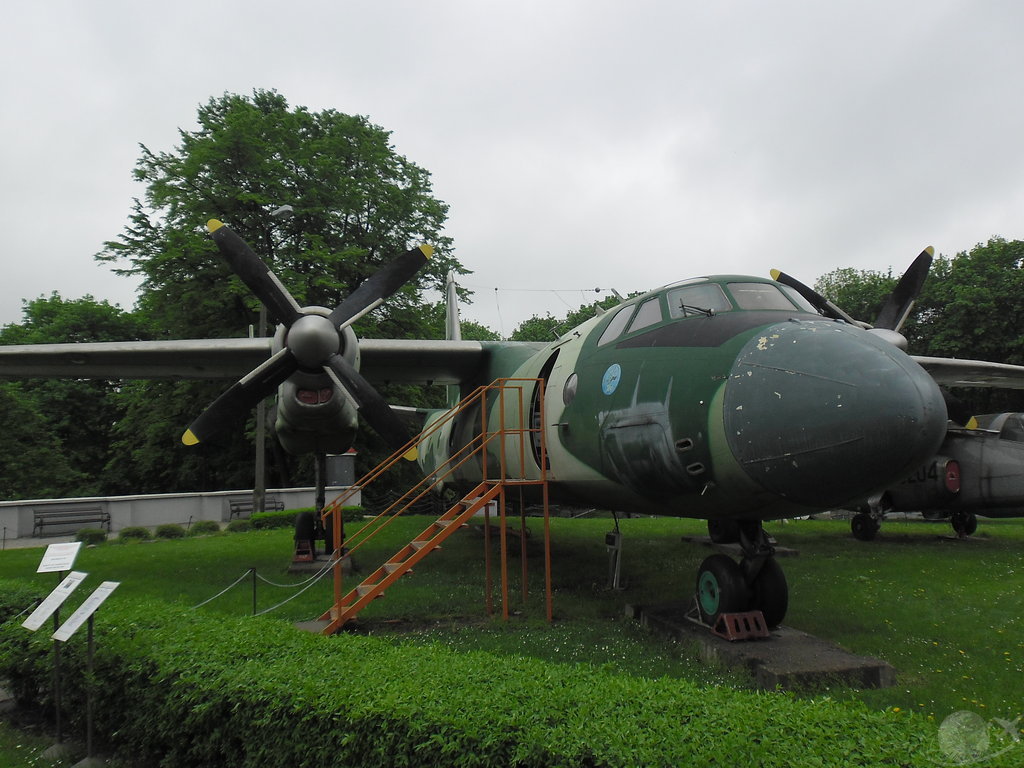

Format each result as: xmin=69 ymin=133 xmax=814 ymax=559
xmin=53 ymin=581 xmax=119 ymax=642
xmin=37 ymin=542 xmax=83 ymax=574
xmin=22 ymin=571 xmax=88 ymax=632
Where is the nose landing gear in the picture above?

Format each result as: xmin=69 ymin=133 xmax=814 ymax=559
xmin=694 ymin=521 xmax=788 ymax=629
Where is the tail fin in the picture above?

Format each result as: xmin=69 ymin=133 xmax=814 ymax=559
xmin=445 ymin=270 xmax=462 ymax=342
xmin=445 ymin=271 xmax=462 ymax=407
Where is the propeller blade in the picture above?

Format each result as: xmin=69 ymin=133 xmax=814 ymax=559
xmin=182 ymin=348 xmax=298 ymax=446
xmin=873 ymin=247 xmax=933 ymax=332
xmin=328 ymin=245 xmax=433 ymax=329
xmin=324 ymin=353 xmax=418 ymax=460
xmin=770 ymin=269 xmax=859 ymax=324
xmin=207 ymin=220 xmax=303 ymax=327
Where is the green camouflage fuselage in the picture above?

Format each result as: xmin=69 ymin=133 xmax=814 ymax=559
xmin=419 ymin=276 xmax=947 ymax=523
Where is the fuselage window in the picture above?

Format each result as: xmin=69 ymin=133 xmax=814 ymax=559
xmin=626 ymin=297 xmax=663 ymax=333
xmin=597 ymin=305 xmax=636 ymax=345
xmin=667 ymin=284 xmax=732 ymax=318
xmin=727 ymin=282 xmax=800 ymax=311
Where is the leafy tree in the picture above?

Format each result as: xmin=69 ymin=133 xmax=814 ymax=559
xmin=511 ymin=295 xmax=624 ymax=341
xmin=0 ymin=382 xmax=84 ymax=500
xmin=95 ymin=90 xmax=466 ymax=492
xmin=815 ymin=237 xmax=1024 ymax=414
xmin=0 ymin=294 xmax=150 ymax=497
xmin=814 ymin=268 xmax=899 ymax=325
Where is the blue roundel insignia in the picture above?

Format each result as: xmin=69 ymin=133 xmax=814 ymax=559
xmin=601 ymin=364 xmax=622 ymax=395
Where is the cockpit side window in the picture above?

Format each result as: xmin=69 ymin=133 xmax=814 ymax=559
xmin=778 ymin=285 xmax=819 ymax=313
xmin=667 ymin=284 xmax=732 ymax=318
xmin=627 ymin=297 xmax=663 ymax=333
xmin=597 ymin=304 xmax=636 ymax=345
xmin=727 ymin=282 xmax=801 ymax=311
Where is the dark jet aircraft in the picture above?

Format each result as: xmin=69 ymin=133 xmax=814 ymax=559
xmin=849 ymin=411 xmax=1024 ymax=540
xmin=5 ymin=224 xmax=1024 ymax=630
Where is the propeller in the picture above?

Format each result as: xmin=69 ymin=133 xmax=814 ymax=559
xmin=771 ymin=246 xmax=934 ymax=340
xmin=182 ymin=220 xmax=431 ymax=460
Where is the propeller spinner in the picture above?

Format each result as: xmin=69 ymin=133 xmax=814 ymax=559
xmin=182 ymin=220 xmax=431 ymax=461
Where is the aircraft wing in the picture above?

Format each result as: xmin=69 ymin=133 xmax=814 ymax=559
xmin=913 ymin=356 xmax=1024 ymax=390
xmin=0 ymin=337 xmax=491 ymax=385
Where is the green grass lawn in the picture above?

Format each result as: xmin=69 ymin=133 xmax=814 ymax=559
xmin=1 ymin=514 xmax=1022 ymax=726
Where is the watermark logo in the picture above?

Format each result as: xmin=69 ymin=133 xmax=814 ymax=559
xmin=937 ymin=710 xmax=1020 ymax=765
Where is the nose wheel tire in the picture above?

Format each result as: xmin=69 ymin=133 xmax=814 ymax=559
xmin=749 ymin=556 xmax=788 ymax=628
xmin=851 ymin=513 xmax=880 ymax=541
xmin=695 ymin=554 xmax=749 ymax=625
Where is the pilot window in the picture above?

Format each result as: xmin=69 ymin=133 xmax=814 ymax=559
xmin=597 ymin=304 xmax=635 ymax=345
xmin=627 ymin=297 xmax=663 ymax=333
xmin=778 ymin=284 xmax=818 ymax=313
xmin=667 ymin=284 xmax=732 ymax=318
xmin=727 ymin=282 xmax=801 ymax=311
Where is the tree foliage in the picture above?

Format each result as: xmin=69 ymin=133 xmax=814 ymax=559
xmin=0 ymin=294 xmax=150 ymax=498
xmin=93 ymin=90 xmax=466 ymax=492
xmin=816 ymin=237 xmax=1024 ymax=413
xmin=511 ymin=295 xmax=624 ymax=341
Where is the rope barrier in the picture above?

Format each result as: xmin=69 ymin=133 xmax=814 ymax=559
xmin=253 ymin=561 xmax=335 ymax=617
xmin=190 ymin=569 xmax=255 ymax=610
xmin=190 ymin=558 xmax=337 ymax=616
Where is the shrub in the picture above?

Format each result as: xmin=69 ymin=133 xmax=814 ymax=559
xmin=188 ymin=520 xmax=221 ymax=536
xmin=117 ymin=526 xmax=152 ymax=541
xmin=226 ymin=519 xmax=252 ymax=533
xmin=75 ymin=528 xmax=107 ymax=545
xmin=249 ymin=509 xmax=298 ymax=530
xmin=155 ymin=524 xmax=186 ymax=540
xmin=0 ymin=585 xmax=948 ymax=768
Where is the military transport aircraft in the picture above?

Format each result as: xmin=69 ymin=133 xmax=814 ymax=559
xmin=5 ymin=221 xmax=1024 ymax=630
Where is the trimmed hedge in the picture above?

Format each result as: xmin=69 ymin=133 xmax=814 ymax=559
xmin=118 ymin=526 xmax=152 ymax=541
xmin=156 ymin=524 xmax=187 ymax=539
xmin=188 ymin=520 xmax=221 ymax=536
xmin=251 ymin=506 xmax=364 ymax=530
xmin=0 ymin=582 xmax=958 ymax=768
xmin=249 ymin=509 xmax=298 ymax=530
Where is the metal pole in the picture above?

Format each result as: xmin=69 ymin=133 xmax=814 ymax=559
xmin=52 ymin=606 xmax=62 ymax=744
xmin=85 ymin=615 xmax=95 ymax=758
xmin=253 ymin=306 xmax=268 ymax=516
xmin=251 ymin=568 xmax=257 ymax=616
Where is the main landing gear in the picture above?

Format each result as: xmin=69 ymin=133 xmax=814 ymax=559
xmin=851 ymin=508 xmax=979 ymax=540
xmin=695 ymin=521 xmax=788 ymax=628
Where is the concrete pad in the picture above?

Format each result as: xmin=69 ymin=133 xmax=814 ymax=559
xmin=627 ymin=601 xmax=895 ymax=691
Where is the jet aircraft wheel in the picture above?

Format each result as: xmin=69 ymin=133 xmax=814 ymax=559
xmin=707 ymin=519 xmax=741 ymax=544
xmin=695 ymin=554 xmax=749 ymax=626
xmin=951 ymin=511 xmax=977 ymax=537
xmin=851 ymin=513 xmax=880 ymax=541
xmin=749 ymin=557 xmax=788 ymax=628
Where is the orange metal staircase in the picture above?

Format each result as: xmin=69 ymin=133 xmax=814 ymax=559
xmin=316 ymin=378 xmax=551 ymax=635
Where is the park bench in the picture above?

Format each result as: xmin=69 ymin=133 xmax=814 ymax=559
xmin=32 ymin=505 xmax=111 ymax=537
xmin=228 ymin=497 xmax=285 ymax=520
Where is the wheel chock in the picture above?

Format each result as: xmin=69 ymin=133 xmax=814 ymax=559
xmin=293 ymin=539 xmax=315 ymax=563
xmin=712 ymin=610 xmax=770 ymax=641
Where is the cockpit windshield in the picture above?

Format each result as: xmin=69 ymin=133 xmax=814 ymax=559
xmin=667 ymin=284 xmax=732 ymax=318
xmin=727 ymin=282 xmax=805 ymax=311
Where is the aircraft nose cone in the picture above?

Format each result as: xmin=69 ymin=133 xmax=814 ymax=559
xmin=723 ymin=319 xmax=947 ymax=508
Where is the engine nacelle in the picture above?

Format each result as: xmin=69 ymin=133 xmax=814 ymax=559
xmin=272 ymin=311 xmax=361 ymax=455
xmin=886 ymin=455 xmax=961 ymax=510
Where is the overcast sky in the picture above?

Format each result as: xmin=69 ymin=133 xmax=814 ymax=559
xmin=3 ymin=1 xmax=1023 ymax=337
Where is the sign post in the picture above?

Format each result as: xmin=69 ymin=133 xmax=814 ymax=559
xmin=53 ymin=581 xmax=119 ymax=766
xmin=23 ymin=568 xmax=88 ymax=745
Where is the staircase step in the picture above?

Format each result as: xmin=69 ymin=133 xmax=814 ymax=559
xmin=383 ymin=563 xmax=405 ymax=575
xmin=355 ymin=584 xmax=378 ymax=597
